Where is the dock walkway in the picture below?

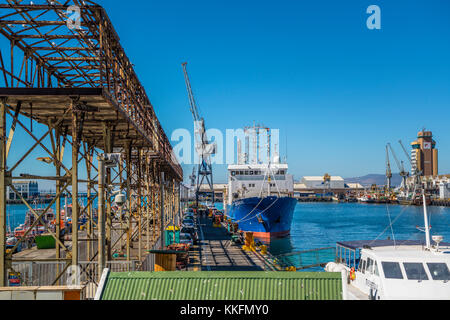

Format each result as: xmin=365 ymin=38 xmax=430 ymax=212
xmin=188 ymin=216 xmax=270 ymax=271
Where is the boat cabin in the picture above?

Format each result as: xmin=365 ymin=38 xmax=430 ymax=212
xmin=335 ymin=240 xmax=450 ymax=300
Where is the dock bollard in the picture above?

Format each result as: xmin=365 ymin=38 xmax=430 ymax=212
xmin=260 ymin=245 xmax=268 ymax=255
xmin=242 ymin=232 xmax=256 ymax=252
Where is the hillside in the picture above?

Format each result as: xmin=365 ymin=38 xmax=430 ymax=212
xmin=344 ymin=173 xmax=403 ymax=187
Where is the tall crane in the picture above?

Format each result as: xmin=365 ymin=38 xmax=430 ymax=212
xmin=387 ymin=143 xmax=408 ymax=189
xmin=399 ymin=139 xmax=422 ymax=192
xmin=182 ymin=62 xmax=216 ymax=206
xmin=385 ymin=145 xmax=392 ymax=191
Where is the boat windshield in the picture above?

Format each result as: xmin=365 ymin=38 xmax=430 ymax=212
xmin=427 ymin=263 xmax=450 ymax=281
xmin=403 ymin=263 xmax=428 ymax=281
xmin=381 ymin=262 xmax=404 ymax=279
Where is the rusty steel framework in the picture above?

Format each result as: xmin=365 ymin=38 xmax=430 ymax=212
xmin=0 ymin=0 xmax=183 ymax=288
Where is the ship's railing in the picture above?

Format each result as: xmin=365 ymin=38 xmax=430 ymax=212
xmin=275 ymin=247 xmax=336 ymax=270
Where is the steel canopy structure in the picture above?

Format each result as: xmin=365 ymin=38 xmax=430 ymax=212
xmin=0 ymin=0 xmax=183 ymax=291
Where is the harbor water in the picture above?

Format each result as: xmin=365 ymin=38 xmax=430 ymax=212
xmin=219 ymin=202 xmax=450 ymax=268
xmin=287 ymin=202 xmax=450 ymax=253
xmin=9 ymin=201 xmax=450 ymax=268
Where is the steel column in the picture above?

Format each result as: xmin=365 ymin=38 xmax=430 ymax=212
xmin=0 ymin=98 xmax=6 ymax=287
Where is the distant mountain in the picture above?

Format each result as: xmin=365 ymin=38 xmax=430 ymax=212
xmin=345 ymin=173 xmax=403 ymax=187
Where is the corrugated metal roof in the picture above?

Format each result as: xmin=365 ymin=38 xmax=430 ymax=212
xmin=99 ymin=271 xmax=343 ymax=300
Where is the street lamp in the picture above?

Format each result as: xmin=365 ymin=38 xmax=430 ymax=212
xmin=97 ymin=153 xmax=122 ymax=276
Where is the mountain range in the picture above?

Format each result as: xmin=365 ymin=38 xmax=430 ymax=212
xmin=344 ymin=173 xmax=403 ymax=187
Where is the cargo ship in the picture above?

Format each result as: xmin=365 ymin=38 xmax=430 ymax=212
xmin=224 ymin=125 xmax=296 ymax=241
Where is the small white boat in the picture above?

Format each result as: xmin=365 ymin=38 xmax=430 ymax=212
xmin=326 ymin=190 xmax=450 ymax=300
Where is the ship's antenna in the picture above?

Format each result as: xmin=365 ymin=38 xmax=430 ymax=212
xmin=285 ymin=132 xmax=288 ymax=164
xmin=422 ymin=188 xmax=431 ymax=249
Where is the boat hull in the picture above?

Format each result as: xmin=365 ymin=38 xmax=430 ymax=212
xmin=226 ymin=196 xmax=297 ymax=240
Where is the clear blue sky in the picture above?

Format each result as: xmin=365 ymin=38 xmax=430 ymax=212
xmin=3 ymin=0 xmax=450 ymax=186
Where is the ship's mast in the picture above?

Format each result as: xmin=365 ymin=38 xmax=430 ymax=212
xmin=422 ymin=188 xmax=431 ymax=249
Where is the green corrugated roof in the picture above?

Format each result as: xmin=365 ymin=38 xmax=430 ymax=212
xmin=99 ymin=271 xmax=343 ymax=300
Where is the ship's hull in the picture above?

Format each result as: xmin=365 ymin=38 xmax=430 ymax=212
xmin=226 ymin=196 xmax=297 ymax=240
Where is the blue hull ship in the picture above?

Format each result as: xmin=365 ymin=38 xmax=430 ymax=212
xmin=226 ymin=196 xmax=297 ymax=240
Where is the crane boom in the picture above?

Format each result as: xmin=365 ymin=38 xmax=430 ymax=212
xmin=398 ymin=140 xmax=412 ymax=164
xmin=182 ymin=62 xmax=201 ymax=122
xmin=386 ymin=145 xmax=392 ymax=190
xmin=387 ymin=143 xmax=404 ymax=173
xmin=181 ymin=62 xmax=215 ymax=206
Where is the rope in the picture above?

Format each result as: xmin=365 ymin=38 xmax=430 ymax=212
xmin=233 ymin=165 xmax=280 ymax=223
xmin=237 ymin=197 xmax=281 ymax=224
xmin=369 ymin=204 xmax=410 ymax=246
xmin=385 ymin=203 xmax=396 ymax=246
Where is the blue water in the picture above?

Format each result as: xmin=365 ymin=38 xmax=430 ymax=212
xmin=10 ymin=201 xmax=450 ymax=259
xmin=273 ymin=202 xmax=450 ymax=256
xmin=6 ymin=198 xmax=90 ymax=232
xmin=217 ymin=202 xmax=450 ymax=256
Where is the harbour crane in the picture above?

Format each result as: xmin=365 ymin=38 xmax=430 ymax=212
xmin=387 ymin=143 xmax=409 ymax=190
xmin=385 ymin=145 xmax=392 ymax=191
xmin=182 ymin=62 xmax=216 ymax=206
xmin=189 ymin=166 xmax=196 ymax=188
xmin=399 ymin=139 xmax=422 ymax=194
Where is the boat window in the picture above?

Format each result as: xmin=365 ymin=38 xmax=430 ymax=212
xmin=374 ymin=261 xmax=379 ymax=276
xmin=366 ymin=258 xmax=373 ymax=274
xmin=245 ymin=171 xmax=249 ymax=175
xmin=231 ymin=171 xmax=236 ymax=176
xmin=381 ymin=262 xmax=403 ymax=279
xmin=240 ymin=171 xmax=244 ymax=175
xmin=426 ymin=263 xmax=450 ymax=281
xmin=249 ymin=171 xmax=254 ymax=175
xmin=360 ymin=260 xmax=366 ymax=274
xmin=403 ymin=263 xmax=429 ymax=281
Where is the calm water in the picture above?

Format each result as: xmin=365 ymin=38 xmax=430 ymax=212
xmin=272 ymin=202 xmax=450 ymax=256
xmin=217 ymin=202 xmax=450 ymax=256
xmin=9 ymin=201 xmax=450 ymax=257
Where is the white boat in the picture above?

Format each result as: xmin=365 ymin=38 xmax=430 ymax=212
xmin=326 ymin=190 xmax=450 ymax=300
xmin=357 ymin=194 xmax=375 ymax=203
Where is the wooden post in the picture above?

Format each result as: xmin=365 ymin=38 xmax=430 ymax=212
xmin=97 ymin=156 xmax=106 ymax=276
xmin=103 ymin=123 xmax=112 ymax=261
xmin=137 ymin=149 xmax=142 ymax=262
xmin=0 ymin=98 xmax=7 ymax=287
xmin=160 ymin=172 xmax=165 ymax=249
xmin=71 ymin=106 xmax=79 ymax=268
xmin=55 ymin=125 xmax=61 ymax=284
xmin=125 ymin=142 xmax=131 ymax=262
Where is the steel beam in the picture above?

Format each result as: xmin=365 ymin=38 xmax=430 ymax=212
xmin=0 ymin=98 xmax=6 ymax=287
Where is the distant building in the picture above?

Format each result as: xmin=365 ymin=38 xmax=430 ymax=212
xmin=440 ymin=181 xmax=450 ymax=200
xmin=301 ymin=176 xmax=346 ymax=190
xmin=294 ymin=176 xmax=363 ymax=196
xmin=7 ymin=181 xmax=39 ymax=201
xmin=411 ymin=130 xmax=438 ymax=176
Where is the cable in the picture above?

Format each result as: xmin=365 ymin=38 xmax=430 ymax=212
xmin=370 ymin=204 xmax=410 ymax=246
xmin=385 ymin=203 xmax=396 ymax=246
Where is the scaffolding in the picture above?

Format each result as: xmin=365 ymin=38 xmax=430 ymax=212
xmin=0 ymin=0 xmax=184 ymax=290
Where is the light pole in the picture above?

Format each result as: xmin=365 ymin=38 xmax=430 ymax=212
xmin=97 ymin=153 xmax=122 ymax=276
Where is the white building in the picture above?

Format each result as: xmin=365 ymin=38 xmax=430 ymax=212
xmin=300 ymin=176 xmax=346 ymax=190
xmin=7 ymin=181 xmax=39 ymax=201
xmin=440 ymin=181 xmax=450 ymax=199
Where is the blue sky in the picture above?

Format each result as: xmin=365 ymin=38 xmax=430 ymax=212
xmin=2 ymin=0 xmax=450 ymax=186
